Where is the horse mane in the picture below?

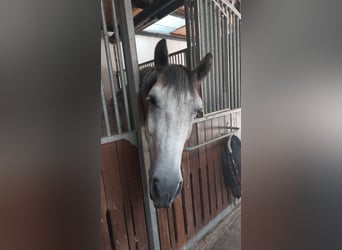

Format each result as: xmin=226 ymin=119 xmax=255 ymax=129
xmin=139 ymin=66 xmax=158 ymax=98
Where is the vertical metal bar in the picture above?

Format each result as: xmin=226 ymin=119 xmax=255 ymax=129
xmin=101 ymin=80 xmax=111 ymax=137
xmin=110 ymin=0 xmax=132 ymax=131
xmin=213 ymin=3 xmax=218 ymax=112
xmin=203 ymin=0 xmax=210 ymax=114
xmin=233 ymin=13 xmax=237 ymax=109
xmin=223 ymin=6 xmax=228 ymax=109
xmin=207 ymin=1 xmax=213 ymax=113
xmin=115 ymin=0 xmax=160 ymax=249
xmin=237 ymin=17 xmax=241 ymax=108
xmin=211 ymin=1 xmax=216 ymax=113
xmin=184 ymin=0 xmax=192 ymax=69
xmin=229 ymin=9 xmax=234 ymax=109
xmin=193 ymin=0 xmax=200 ymax=68
xmin=101 ymin=0 xmax=122 ymax=133
xmin=235 ymin=15 xmax=239 ymax=108
xmin=217 ymin=3 xmax=223 ymax=110
xmin=198 ymin=0 xmax=206 ymax=112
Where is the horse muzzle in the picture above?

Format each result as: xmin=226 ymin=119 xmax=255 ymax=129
xmin=150 ymin=177 xmax=183 ymax=208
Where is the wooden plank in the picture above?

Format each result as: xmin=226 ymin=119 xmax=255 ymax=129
xmin=225 ymin=114 xmax=232 ymax=205
xmin=170 ymin=25 xmax=186 ymax=38
xmin=101 ymin=142 xmax=129 ymax=250
xmin=225 ymin=114 xmax=232 ymax=204
xmin=167 ymin=206 xmax=177 ymax=249
xmin=115 ymin=141 xmax=136 ymax=250
xmin=157 ymin=209 xmax=171 ymax=250
xmin=219 ymin=115 xmax=228 ymax=207
xmin=172 ymin=194 xmax=186 ymax=248
xmin=188 ymin=125 xmax=203 ymax=231
xmin=204 ymin=119 xmax=216 ymax=218
xmin=101 ymin=175 xmax=112 ymax=250
xmin=181 ymin=141 xmax=195 ymax=238
xmin=196 ymin=122 xmax=210 ymax=226
xmin=116 ymin=140 xmax=149 ymax=249
xmin=212 ymin=117 xmax=223 ymax=212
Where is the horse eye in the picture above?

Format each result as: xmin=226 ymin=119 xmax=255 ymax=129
xmin=194 ymin=108 xmax=203 ymax=118
xmin=147 ymin=95 xmax=157 ymax=107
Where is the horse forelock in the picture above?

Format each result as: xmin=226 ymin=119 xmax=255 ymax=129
xmin=140 ymin=65 xmax=196 ymax=97
xmin=159 ymin=65 xmax=195 ymax=97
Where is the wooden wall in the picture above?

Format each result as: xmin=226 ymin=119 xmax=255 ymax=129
xmin=101 ymin=140 xmax=149 ymax=250
xmin=100 ymin=110 xmax=241 ymax=250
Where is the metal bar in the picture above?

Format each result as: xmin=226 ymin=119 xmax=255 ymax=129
xmin=184 ymin=0 xmax=192 ymax=69
xmin=207 ymin=1 xmax=213 ymax=113
xmin=101 ymin=130 xmax=137 ymax=146
xmin=237 ymin=17 xmax=241 ymax=108
xmin=194 ymin=108 xmax=241 ymax=123
xmin=233 ymin=13 xmax=237 ymax=109
xmin=139 ymin=49 xmax=188 ymax=67
xmin=226 ymin=6 xmax=231 ymax=110
xmin=213 ymin=3 xmax=219 ymax=112
xmin=101 ymin=80 xmax=111 ymax=137
xmin=101 ymin=0 xmax=122 ymax=133
xmin=217 ymin=3 xmax=223 ymax=110
xmin=110 ymin=0 xmax=132 ymax=131
xmin=221 ymin=6 xmax=227 ymax=109
xmin=116 ymin=0 xmax=160 ymax=249
xmin=183 ymin=127 xmax=239 ymax=152
xmin=229 ymin=9 xmax=234 ymax=109
xmin=198 ymin=0 xmax=205 ymax=108
xmin=193 ymin=0 xmax=200 ymax=68
xmin=202 ymin=0 xmax=209 ymax=114
xmin=211 ymin=2 xmax=216 ymax=113
xmin=220 ymin=0 xmax=241 ymax=19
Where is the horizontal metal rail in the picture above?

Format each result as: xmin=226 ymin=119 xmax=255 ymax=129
xmin=101 ymin=130 xmax=137 ymax=146
xmin=183 ymin=126 xmax=239 ymax=152
xmin=194 ymin=108 xmax=241 ymax=123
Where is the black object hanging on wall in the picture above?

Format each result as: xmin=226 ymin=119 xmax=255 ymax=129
xmin=221 ymin=134 xmax=241 ymax=198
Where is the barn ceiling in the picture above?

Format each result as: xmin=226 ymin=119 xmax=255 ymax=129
xmin=104 ymin=0 xmax=239 ymax=40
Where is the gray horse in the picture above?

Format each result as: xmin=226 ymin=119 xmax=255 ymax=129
xmin=140 ymin=39 xmax=212 ymax=208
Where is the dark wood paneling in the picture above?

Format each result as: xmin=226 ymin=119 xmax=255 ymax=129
xmin=181 ymin=141 xmax=195 ymax=238
xmin=101 ymin=141 xmax=149 ymax=250
xmin=101 ymin=177 xmax=112 ymax=250
xmin=188 ymin=124 xmax=203 ymax=231
xmin=157 ymin=209 xmax=171 ymax=250
xmin=101 ymin=112 xmax=240 ymax=250
xmin=196 ymin=122 xmax=210 ymax=225
xmin=116 ymin=140 xmax=149 ymax=250
xmin=101 ymin=143 xmax=130 ymax=250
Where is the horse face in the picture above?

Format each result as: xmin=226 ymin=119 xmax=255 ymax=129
xmin=145 ymin=39 xmax=212 ymax=208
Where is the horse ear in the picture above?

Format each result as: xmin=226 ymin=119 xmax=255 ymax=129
xmin=154 ymin=39 xmax=169 ymax=70
xmin=192 ymin=53 xmax=213 ymax=81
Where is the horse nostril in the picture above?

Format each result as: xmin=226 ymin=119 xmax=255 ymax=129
xmin=152 ymin=178 xmax=160 ymax=199
xmin=174 ymin=181 xmax=183 ymax=197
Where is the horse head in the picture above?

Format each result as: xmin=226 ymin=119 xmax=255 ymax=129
xmin=141 ymin=39 xmax=212 ymax=208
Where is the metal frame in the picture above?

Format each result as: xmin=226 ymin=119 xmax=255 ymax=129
xmin=183 ymin=127 xmax=239 ymax=152
xmin=185 ymin=0 xmax=241 ymax=113
xmin=115 ymin=0 xmax=161 ymax=249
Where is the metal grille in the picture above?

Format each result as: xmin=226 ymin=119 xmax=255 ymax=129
xmin=101 ymin=0 xmax=135 ymax=143
xmin=138 ymin=48 xmax=188 ymax=69
xmin=185 ymin=0 xmax=241 ymax=113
